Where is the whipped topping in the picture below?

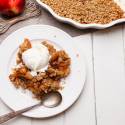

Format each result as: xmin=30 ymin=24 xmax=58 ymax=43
xmin=22 ymin=43 xmax=49 ymax=72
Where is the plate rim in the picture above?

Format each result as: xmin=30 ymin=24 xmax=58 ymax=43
xmin=0 ymin=24 xmax=86 ymax=118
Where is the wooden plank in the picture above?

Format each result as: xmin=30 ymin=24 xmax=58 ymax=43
xmin=93 ymin=25 xmax=125 ymax=125
xmin=64 ymin=34 xmax=96 ymax=125
xmin=32 ymin=113 xmax=64 ymax=125
xmin=123 ymin=24 xmax=125 ymax=63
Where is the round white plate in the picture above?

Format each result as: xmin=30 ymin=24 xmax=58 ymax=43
xmin=0 ymin=25 xmax=86 ymax=118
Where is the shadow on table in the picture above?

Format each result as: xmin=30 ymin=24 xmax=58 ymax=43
xmin=37 ymin=9 xmax=97 ymax=37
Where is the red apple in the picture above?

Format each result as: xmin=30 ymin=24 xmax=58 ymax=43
xmin=0 ymin=0 xmax=25 ymax=17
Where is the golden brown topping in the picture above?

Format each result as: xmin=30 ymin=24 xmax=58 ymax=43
xmin=42 ymin=41 xmax=56 ymax=55
xmin=19 ymin=38 xmax=32 ymax=52
xmin=9 ymin=40 xmax=71 ymax=99
xmin=41 ymin=0 xmax=124 ymax=24
xmin=16 ymin=38 xmax=32 ymax=64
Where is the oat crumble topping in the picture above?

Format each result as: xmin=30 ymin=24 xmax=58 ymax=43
xmin=9 ymin=39 xmax=71 ymax=99
xmin=41 ymin=0 xmax=124 ymax=24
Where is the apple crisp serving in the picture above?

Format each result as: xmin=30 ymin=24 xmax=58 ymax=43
xmin=41 ymin=0 xmax=124 ymax=24
xmin=9 ymin=39 xmax=71 ymax=99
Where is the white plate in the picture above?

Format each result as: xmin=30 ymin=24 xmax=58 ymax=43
xmin=0 ymin=25 xmax=86 ymax=118
xmin=36 ymin=0 xmax=125 ymax=29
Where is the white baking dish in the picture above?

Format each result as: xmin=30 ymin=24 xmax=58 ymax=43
xmin=36 ymin=0 xmax=125 ymax=29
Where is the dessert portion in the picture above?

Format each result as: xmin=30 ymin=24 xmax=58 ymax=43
xmin=41 ymin=0 xmax=124 ymax=24
xmin=9 ymin=39 xmax=71 ymax=99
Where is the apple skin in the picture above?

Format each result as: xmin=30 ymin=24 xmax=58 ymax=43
xmin=0 ymin=0 xmax=25 ymax=17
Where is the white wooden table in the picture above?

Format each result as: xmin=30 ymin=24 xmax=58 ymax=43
xmin=1 ymin=5 xmax=125 ymax=125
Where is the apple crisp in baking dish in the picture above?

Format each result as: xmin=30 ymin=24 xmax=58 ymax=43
xmin=41 ymin=0 xmax=124 ymax=24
